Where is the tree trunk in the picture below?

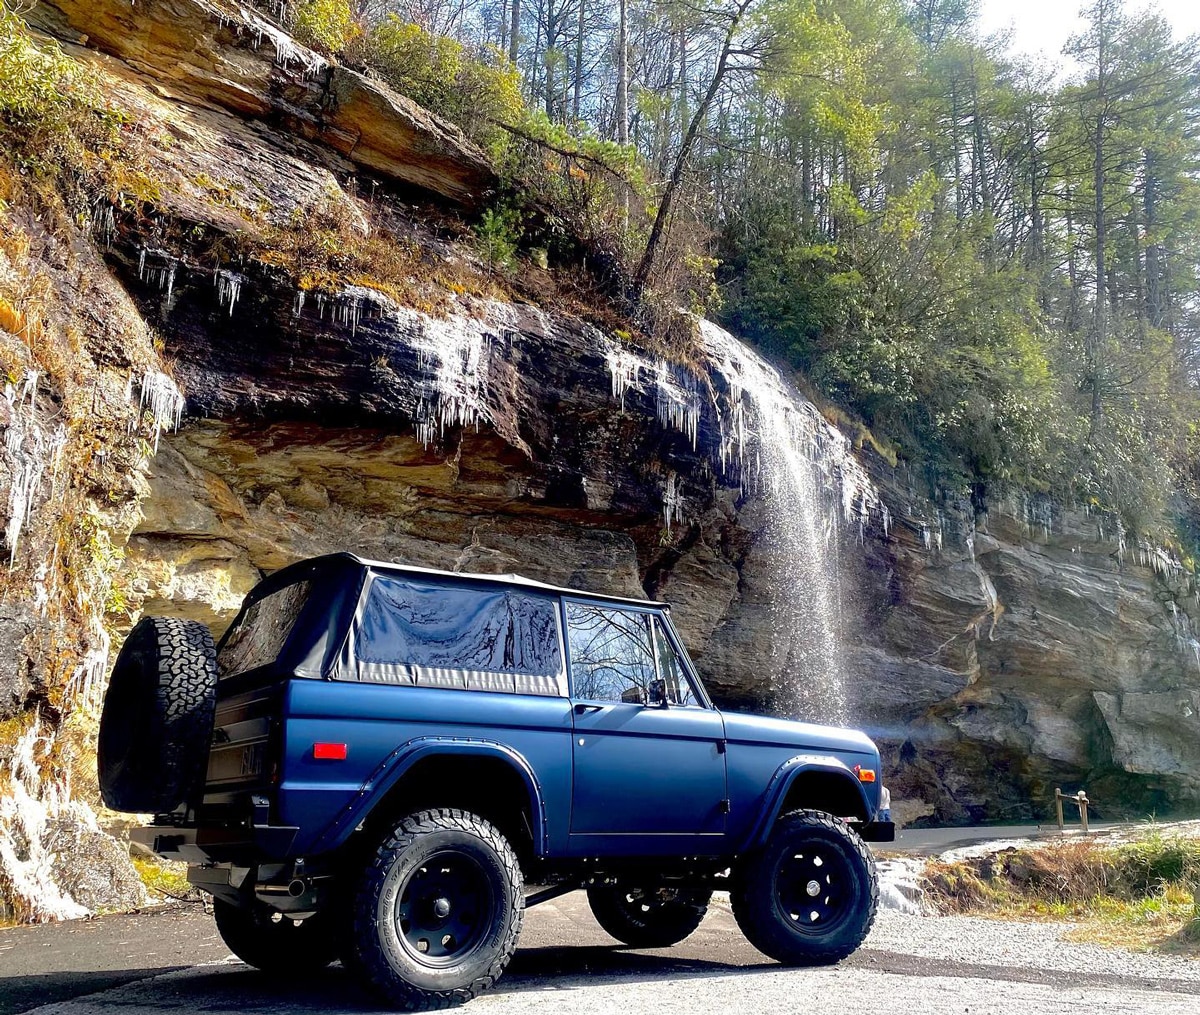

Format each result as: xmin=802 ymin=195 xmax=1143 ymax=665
xmin=1144 ymin=149 xmax=1164 ymax=329
xmin=509 ymin=0 xmax=520 ymax=64
xmin=616 ymin=0 xmax=629 ymax=144
xmin=633 ymin=1 xmax=750 ymax=299
xmin=573 ymin=0 xmax=584 ymax=121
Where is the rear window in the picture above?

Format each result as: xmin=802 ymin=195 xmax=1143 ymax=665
xmin=218 ymin=581 xmax=312 ymax=678
xmin=354 ymin=576 xmax=563 ymax=694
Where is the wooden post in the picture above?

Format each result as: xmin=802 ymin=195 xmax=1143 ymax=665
xmin=1055 ymin=788 xmax=1065 ymax=832
xmin=1077 ymin=791 xmax=1089 ymax=833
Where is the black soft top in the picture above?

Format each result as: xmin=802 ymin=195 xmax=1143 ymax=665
xmin=244 ymin=552 xmax=668 ymax=612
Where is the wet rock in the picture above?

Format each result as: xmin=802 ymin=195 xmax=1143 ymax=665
xmin=0 ymin=604 xmax=36 ymax=720
xmin=43 ymin=815 xmax=149 ymax=913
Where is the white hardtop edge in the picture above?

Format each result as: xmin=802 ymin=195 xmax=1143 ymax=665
xmin=342 ymin=553 xmax=670 ymax=610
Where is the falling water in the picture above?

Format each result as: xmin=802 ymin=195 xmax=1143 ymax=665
xmin=697 ymin=320 xmax=879 ymax=723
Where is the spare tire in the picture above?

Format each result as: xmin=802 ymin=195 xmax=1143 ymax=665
xmin=98 ymin=616 xmax=218 ymax=813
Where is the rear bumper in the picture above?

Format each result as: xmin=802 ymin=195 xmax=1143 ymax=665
xmin=131 ymin=822 xmax=299 ymax=864
xmin=858 ymin=820 xmax=895 ymax=843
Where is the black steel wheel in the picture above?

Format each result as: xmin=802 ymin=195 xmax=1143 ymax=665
xmin=586 ymin=885 xmax=712 ymax=948
xmin=213 ymin=899 xmax=338 ymax=973
xmin=731 ymin=809 xmax=878 ymax=965
xmin=351 ymin=808 xmax=524 ymax=1010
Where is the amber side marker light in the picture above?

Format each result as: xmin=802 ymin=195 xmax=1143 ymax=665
xmin=313 ymin=742 xmax=348 ymax=760
xmin=854 ymin=766 xmax=877 ymax=783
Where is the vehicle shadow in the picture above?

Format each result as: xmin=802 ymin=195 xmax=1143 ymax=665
xmin=0 ymin=968 xmax=187 ymax=1015
xmin=1 ymin=946 xmax=780 ymax=1015
xmin=499 ymin=943 xmax=774 ymax=987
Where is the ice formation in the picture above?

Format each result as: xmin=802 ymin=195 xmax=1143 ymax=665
xmin=3 ymin=373 xmax=67 ymax=566
xmin=240 ymin=6 xmax=328 ymax=78
xmin=0 ymin=720 xmax=92 ymax=922
xmin=401 ymin=308 xmax=494 ymax=447
xmin=137 ymin=248 xmax=178 ymax=304
xmin=137 ymin=371 xmax=186 ymax=452
xmin=601 ymin=340 xmax=701 ymax=447
xmin=662 ymin=471 xmax=683 ymax=531
xmin=215 ymin=270 xmax=244 ymax=317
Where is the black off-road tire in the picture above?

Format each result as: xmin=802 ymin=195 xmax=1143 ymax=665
xmin=350 ymin=808 xmax=524 ymax=1011
xmin=98 ymin=616 xmax=218 ymax=814
xmin=731 ymin=809 xmax=878 ymax=966
xmin=587 ymin=885 xmax=712 ymax=948
xmin=213 ymin=899 xmax=338 ymax=973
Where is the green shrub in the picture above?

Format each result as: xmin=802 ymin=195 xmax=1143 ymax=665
xmin=474 ymin=205 xmax=522 ymax=269
xmin=0 ymin=2 xmax=119 ymax=177
xmin=365 ymin=18 xmax=523 ymax=151
xmin=290 ymin=0 xmax=359 ymax=56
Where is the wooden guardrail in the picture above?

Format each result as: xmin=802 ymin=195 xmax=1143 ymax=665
xmin=1054 ymin=787 xmax=1091 ymax=833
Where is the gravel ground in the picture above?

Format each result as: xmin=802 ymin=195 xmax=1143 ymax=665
xmin=865 ymin=909 xmax=1200 ymax=983
xmin=4 ymin=866 xmax=1198 ymax=1015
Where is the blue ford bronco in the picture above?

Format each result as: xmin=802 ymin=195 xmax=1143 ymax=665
xmin=99 ymin=553 xmax=893 ymax=1009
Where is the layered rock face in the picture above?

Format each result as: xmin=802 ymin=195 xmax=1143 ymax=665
xmin=4 ymin=0 xmax=1199 ymax=840
xmin=847 ymin=488 xmax=1200 ymax=824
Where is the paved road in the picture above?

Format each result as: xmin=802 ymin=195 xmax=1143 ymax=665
xmin=3 ymin=895 xmax=1197 ymax=1015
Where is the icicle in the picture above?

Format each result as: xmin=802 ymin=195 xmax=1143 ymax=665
xmin=653 ymin=361 xmax=701 ymax=449
xmin=604 ymin=347 xmax=641 ymax=410
xmin=215 ymin=270 xmax=244 ymax=317
xmin=137 ymin=371 xmax=186 ymax=453
xmin=292 ymin=289 xmax=306 ymax=318
xmin=663 ymin=472 xmax=683 ymax=531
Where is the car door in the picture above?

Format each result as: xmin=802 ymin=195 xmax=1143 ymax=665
xmin=565 ymin=600 xmax=727 ymax=852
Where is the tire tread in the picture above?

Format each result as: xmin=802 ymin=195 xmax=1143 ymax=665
xmin=731 ymin=808 xmax=878 ymax=966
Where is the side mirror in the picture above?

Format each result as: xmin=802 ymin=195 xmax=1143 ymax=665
xmin=649 ymin=679 xmax=670 ymax=709
xmin=620 ymin=686 xmax=647 ymax=705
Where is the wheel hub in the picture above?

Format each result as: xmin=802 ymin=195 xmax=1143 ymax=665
xmin=776 ymin=845 xmax=853 ymax=932
xmin=394 ymin=851 xmax=493 ymax=966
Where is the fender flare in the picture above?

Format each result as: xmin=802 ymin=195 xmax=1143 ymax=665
xmin=746 ymin=754 xmax=871 ymax=848
xmin=311 ymin=736 xmax=549 ymax=854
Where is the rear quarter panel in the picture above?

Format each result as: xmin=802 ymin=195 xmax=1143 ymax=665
xmin=278 ymin=680 xmax=574 ymax=855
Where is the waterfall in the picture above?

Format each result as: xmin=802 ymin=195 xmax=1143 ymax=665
xmin=595 ymin=316 xmax=881 ymax=720
xmin=697 ymin=320 xmax=879 ymax=723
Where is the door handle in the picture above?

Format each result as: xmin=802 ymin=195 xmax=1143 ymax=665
xmin=573 ymin=703 xmax=603 ymax=715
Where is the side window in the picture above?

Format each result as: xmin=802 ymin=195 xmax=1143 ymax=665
xmin=219 ymin=581 xmax=312 ymax=678
xmin=652 ymin=618 xmax=700 ymax=707
xmin=355 ymin=576 xmax=562 ymax=693
xmin=565 ymin=603 xmax=656 ymax=703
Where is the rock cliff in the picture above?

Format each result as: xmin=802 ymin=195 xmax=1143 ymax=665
xmin=2 ymin=0 xmax=1199 ymax=893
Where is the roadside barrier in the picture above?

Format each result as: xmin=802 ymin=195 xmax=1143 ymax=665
xmin=1054 ymin=788 xmax=1091 ymax=833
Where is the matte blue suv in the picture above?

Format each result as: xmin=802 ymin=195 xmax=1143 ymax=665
xmin=99 ymin=553 xmax=893 ymax=1010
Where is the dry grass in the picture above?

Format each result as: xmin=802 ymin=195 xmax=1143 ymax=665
xmin=248 ymin=196 xmax=508 ymax=316
xmin=923 ymin=831 xmax=1200 ymax=956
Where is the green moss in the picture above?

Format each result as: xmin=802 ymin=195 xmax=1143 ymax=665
xmin=130 ymin=856 xmax=195 ymax=901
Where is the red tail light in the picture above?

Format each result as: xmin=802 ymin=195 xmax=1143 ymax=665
xmin=313 ymin=742 xmax=348 ymax=760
